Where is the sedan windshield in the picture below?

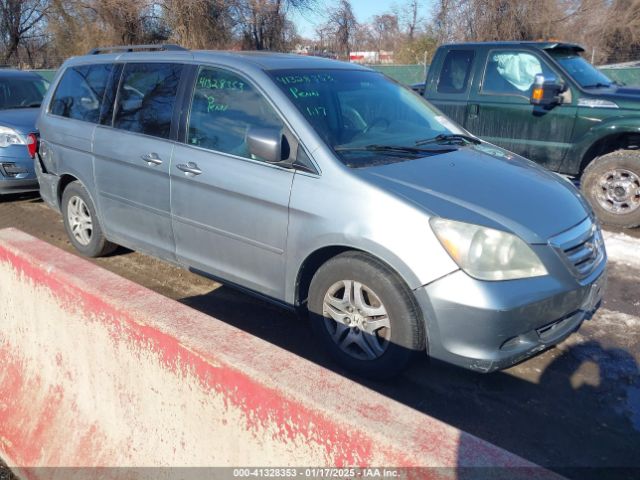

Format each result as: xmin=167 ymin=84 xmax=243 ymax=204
xmin=269 ymin=69 xmax=467 ymax=167
xmin=0 ymin=76 xmax=48 ymax=110
xmin=548 ymin=50 xmax=613 ymax=88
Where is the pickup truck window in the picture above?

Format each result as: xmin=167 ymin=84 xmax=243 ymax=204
xmin=437 ymin=50 xmax=474 ymax=94
xmin=548 ymin=50 xmax=613 ymax=88
xmin=270 ymin=68 xmax=458 ymax=168
xmin=482 ymin=51 xmax=553 ymax=96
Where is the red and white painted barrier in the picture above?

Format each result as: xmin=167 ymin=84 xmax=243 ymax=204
xmin=0 ymin=228 xmax=560 ymax=479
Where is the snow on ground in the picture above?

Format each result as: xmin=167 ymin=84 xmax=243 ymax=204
xmin=603 ymin=231 xmax=640 ymax=270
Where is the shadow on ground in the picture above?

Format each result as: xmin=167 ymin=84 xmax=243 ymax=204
xmin=181 ymin=286 xmax=640 ymax=480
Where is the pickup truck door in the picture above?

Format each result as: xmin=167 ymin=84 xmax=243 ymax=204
xmin=464 ymin=49 xmax=577 ymax=171
xmin=423 ymin=48 xmax=476 ymax=127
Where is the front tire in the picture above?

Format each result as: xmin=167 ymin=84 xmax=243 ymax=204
xmin=581 ymin=150 xmax=640 ymax=228
xmin=308 ymin=251 xmax=425 ymax=379
xmin=61 ymin=181 xmax=116 ymax=257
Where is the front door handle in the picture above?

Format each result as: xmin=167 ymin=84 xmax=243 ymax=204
xmin=141 ymin=152 xmax=163 ymax=166
xmin=176 ymin=162 xmax=202 ymax=176
xmin=469 ymin=103 xmax=479 ymax=118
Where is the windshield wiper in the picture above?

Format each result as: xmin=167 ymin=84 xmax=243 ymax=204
xmin=7 ymin=102 xmax=41 ymax=109
xmin=335 ymin=144 xmax=456 ymax=155
xmin=415 ymin=133 xmax=480 ymax=146
xmin=582 ymin=83 xmax=612 ymax=89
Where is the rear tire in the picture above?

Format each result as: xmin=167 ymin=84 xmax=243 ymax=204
xmin=61 ymin=181 xmax=116 ymax=257
xmin=581 ymin=150 xmax=640 ymax=228
xmin=308 ymin=251 xmax=425 ymax=379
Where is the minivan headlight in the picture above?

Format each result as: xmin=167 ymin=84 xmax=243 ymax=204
xmin=430 ymin=218 xmax=548 ymax=281
xmin=0 ymin=126 xmax=25 ymax=148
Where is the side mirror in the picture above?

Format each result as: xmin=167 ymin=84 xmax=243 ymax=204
xmin=530 ymin=74 xmax=564 ymax=107
xmin=246 ymin=127 xmax=289 ymax=163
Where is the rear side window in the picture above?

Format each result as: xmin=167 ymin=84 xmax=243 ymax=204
xmin=50 ymin=64 xmax=114 ymax=123
xmin=186 ymin=67 xmax=283 ymax=160
xmin=114 ymin=63 xmax=183 ymax=139
xmin=437 ymin=50 xmax=474 ymax=94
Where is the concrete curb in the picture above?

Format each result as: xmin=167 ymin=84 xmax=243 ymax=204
xmin=0 ymin=228 xmax=561 ymax=478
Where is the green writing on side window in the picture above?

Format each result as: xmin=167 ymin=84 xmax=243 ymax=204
xmin=204 ymin=94 xmax=228 ymax=112
xmin=306 ymin=106 xmax=327 ymax=117
xmin=198 ymin=76 xmax=245 ymax=91
xmin=276 ymin=74 xmax=335 ymax=85
xmin=289 ymin=87 xmax=320 ymax=99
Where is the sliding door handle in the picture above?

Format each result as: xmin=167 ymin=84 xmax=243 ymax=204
xmin=141 ymin=152 xmax=163 ymax=166
xmin=176 ymin=162 xmax=202 ymax=176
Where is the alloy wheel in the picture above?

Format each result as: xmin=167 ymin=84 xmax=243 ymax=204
xmin=322 ymin=280 xmax=391 ymax=361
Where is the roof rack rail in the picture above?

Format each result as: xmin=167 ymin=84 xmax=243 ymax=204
xmin=88 ymin=44 xmax=188 ymax=55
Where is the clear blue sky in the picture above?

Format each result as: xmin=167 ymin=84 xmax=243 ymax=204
xmin=290 ymin=0 xmax=435 ymax=39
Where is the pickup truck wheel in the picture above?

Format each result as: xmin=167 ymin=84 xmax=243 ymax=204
xmin=62 ymin=181 xmax=117 ymax=257
xmin=582 ymin=150 xmax=640 ymax=228
xmin=308 ymin=251 xmax=425 ymax=379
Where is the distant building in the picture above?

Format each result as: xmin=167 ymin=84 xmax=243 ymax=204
xmin=349 ymin=51 xmax=394 ymax=64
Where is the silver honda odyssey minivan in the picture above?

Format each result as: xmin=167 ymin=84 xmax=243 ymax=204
xmin=35 ymin=45 xmax=606 ymax=378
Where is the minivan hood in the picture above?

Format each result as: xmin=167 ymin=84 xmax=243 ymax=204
xmin=358 ymin=145 xmax=590 ymax=244
xmin=0 ymin=108 xmax=39 ymax=134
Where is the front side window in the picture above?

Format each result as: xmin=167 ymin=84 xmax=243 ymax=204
xmin=437 ymin=50 xmax=475 ymax=94
xmin=482 ymin=51 xmax=554 ymax=96
xmin=50 ymin=64 xmax=113 ymax=122
xmin=187 ymin=67 xmax=283 ymax=160
xmin=114 ymin=63 xmax=183 ymax=139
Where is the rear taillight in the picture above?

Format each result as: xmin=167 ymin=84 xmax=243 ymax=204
xmin=26 ymin=133 xmax=38 ymax=159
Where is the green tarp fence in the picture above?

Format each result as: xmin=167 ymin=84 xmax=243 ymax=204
xmin=370 ymin=65 xmax=427 ymax=85
xmin=599 ymin=67 xmax=640 ymax=86
xmin=30 ymin=69 xmax=57 ymax=82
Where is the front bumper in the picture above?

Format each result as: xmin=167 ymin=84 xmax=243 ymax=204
xmin=415 ymin=264 xmax=606 ymax=373
xmin=0 ymin=145 xmax=38 ymax=194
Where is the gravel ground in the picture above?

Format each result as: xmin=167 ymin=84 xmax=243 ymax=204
xmin=0 ymin=192 xmax=639 ymax=479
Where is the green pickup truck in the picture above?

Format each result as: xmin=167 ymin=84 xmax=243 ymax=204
xmin=420 ymin=41 xmax=640 ymax=228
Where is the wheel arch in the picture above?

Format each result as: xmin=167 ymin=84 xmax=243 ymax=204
xmin=293 ymin=244 xmax=421 ymax=309
xmin=580 ymin=132 xmax=640 ymax=174
xmin=57 ymin=173 xmax=79 ymax=207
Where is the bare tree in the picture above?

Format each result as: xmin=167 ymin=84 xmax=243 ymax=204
xmin=162 ymin=0 xmax=232 ymax=49
xmin=321 ymin=0 xmax=357 ymax=58
xmin=395 ymin=0 xmax=421 ymax=40
xmin=0 ymin=0 xmax=49 ymax=64
xmin=234 ymin=0 xmax=313 ymax=51
xmin=371 ymin=14 xmax=400 ymax=52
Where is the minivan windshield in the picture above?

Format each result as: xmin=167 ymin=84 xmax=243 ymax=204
xmin=0 ymin=76 xmax=48 ymax=110
xmin=269 ymin=69 xmax=468 ymax=167
xmin=548 ymin=50 xmax=613 ymax=88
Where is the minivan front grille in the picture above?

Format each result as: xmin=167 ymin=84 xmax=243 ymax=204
xmin=549 ymin=217 xmax=605 ymax=280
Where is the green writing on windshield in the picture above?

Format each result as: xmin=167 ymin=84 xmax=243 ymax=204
xmin=289 ymin=87 xmax=320 ymax=99
xmin=276 ymin=74 xmax=335 ymax=85
xmin=198 ymin=76 xmax=245 ymax=91
xmin=305 ymin=106 xmax=327 ymax=117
